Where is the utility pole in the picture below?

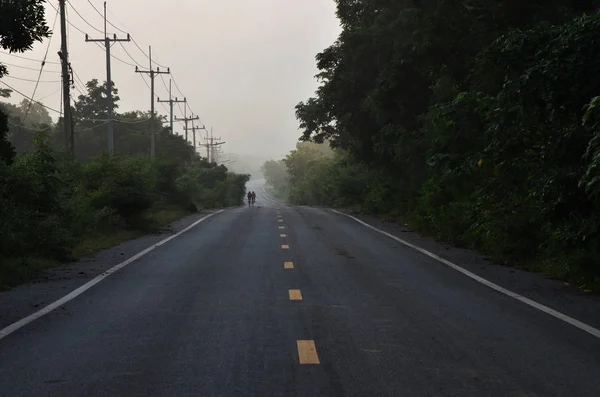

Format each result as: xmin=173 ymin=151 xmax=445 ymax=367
xmin=201 ymin=127 xmax=210 ymax=160
xmin=157 ymin=80 xmax=185 ymax=134
xmin=85 ymin=1 xmax=130 ymax=155
xmin=58 ymin=0 xmax=74 ymax=153
xmin=175 ymin=109 xmax=199 ymax=143
xmin=190 ymin=123 xmax=206 ymax=154
xmin=135 ymin=46 xmax=170 ymax=158
xmin=202 ymin=127 xmax=225 ymax=163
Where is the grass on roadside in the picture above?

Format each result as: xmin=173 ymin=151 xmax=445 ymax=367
xmin=0 ymin=208 xmax=193 ymax=290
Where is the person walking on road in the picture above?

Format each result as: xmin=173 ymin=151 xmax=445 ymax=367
xmin=247 ymin=191 xmax=252 ymax=207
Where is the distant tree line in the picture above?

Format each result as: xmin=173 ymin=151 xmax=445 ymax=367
xmin=267 ymin=1 xmax=600 ymax=290
xmin=0 ymin=1 xmax=249 ymax=287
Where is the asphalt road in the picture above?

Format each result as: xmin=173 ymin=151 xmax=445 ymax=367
xmin=1 ymin=181 xmax=600 ymax=396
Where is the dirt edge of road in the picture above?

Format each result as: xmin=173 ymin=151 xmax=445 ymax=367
xmin=328 ymin=208 xmax=600 ymax=332
xmin=0 ymin=210 xmax=219 ymax=330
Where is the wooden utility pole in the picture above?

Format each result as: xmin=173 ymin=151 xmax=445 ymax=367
xmin=157 ymin=80 xmax=185 ymax=134
xmin=175 ymin=110 xmax=199 ymax=143
xmin=58 ymin=0 xmax=74 ymax=152
xmin=135 ymin=46 xmax=169 ymax=158
xmin=201 ymin=127 xmax=225 ymax=163
xmin=85 ymin=2 xmax=130 ymax=154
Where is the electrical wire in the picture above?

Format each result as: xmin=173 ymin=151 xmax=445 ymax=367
xmin=22 ymin=4 xmax=60 ymax=123
xmin=66 ymin=0 xmax=106 ymax=34
xmin=137 ymin=74 xmax=169 ymax=114
xmin=0 ymin=80 xmax=62 ymax=114
xmin=102 ymin=5 xmax=169 ymax=69
xmin=144 ymin=47 xmax=169 ymax=69
xmin=86 ymin=0 xmax=106 ymax=20
xmin=159 ymin=74 xmax=170 ymax=94
xmin=89 ymin=0 xmax=128 ymax=36
xmin=4 ymin=75 xmax=61 ymax=83
xmin=158 ymin=74 xmax=187 ymax=118
xmin=72 ymin=70 xmax=88 ymax=94
xmin=46 ymin=0 xmax=89 ymax=37
xmin=0 ymin=51 xmax=60 ymax=65
xmin=117 ymin=42 xmax=144 ymax=68
xmin=91 ymin=42 xmax=137 ymax=67
xmin=170 ymin=73 xmax=195 ymax=116
xmin=1 ymin=61 xmax=61 ymax=73
xmin=72 ymin=81 xmax=86 ymax=98
xmin=170 ymin=74 xmax=186 ymax=99
xmin=176 ymin=101 xmax=185 ymax=117
xmin=37 ymin=86 xmax=63 ymax=101
xmin=7 ymin=121 xmax=52 ymax=132
xmin=114 ymin=118 xmax=153 ymax=124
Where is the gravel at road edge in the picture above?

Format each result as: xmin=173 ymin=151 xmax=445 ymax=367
xmin=0 ymin=211 xmax=218 ymax=329
xmin=330 ymin=208 xmax=600 ymax=331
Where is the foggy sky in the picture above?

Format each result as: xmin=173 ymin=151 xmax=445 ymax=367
xmin=1 ymin=0 xmax=341 ymax=158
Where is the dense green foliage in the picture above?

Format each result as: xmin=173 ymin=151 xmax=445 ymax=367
xmin=0 ymin=136 xmax=249 ymax=287
xmin=289 ymin=1 xmax=600 ymax=289
xmin=260 ymin=159 xmax=289 ymax=198
xmin=0 ymin=0 xmax=50 ymax=80
xmin=0 ymin=3 xmax=249 ymax=287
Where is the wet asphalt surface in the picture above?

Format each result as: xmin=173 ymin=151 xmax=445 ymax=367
xmin=0 ymin=182 xmax=599 ymax=396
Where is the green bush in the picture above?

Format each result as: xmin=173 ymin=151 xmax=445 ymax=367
xmin=0 ymin=134 xmax=249 ymax=287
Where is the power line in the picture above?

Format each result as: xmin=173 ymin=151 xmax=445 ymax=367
xmin=46 ymin=0 xmax=89 ymax=37
xmin=92 ymin=42 xmax=137 ymax=67
xmin=138 ymin=74 xmax=169 ymax=114
xmin=102 ymin=5 xmax=169 ymax=69
xmin=72 ymin=80 xmax=86 ymax=98
xmin=118 ymin=42 xmax=144 ymax=68
xmin=72 ymin=70 xmax=88 ymax=94
xmin=4 ymin=75 xmax=61 ymax=83
xmin=114 ymin=118 xmax=153 ymax=124
xmin=176 ymin=101 xmax=185 ymax=117
xmin=66 ymin=0 xmax=105 ymax=34
xmin=158 ymin=74 xmax=185 ymax=117
xmin=7 ymin=121 xmax=52 ymax=132
xmin=170 ymin=73 xmax=195 ymax=116
xmin=170 ymin=74 xmax=186 ymax=98
xmin=159 ymin=73 xmax=170 ymax=94
xmin=1 ymin=61 xmax=61 ymax=73
xmin=0 ymin=80 xmax=62 ymax=114
xmin=37 ymin=86 xmax=63 ymax=101
xmin=8 ymin=120 xmax=114 ymax=132
xmin=22 ymin=4 xmax=60 ymax=123
xmin=0 ymin=51 xmax=60 ymax=65
xmin=142 ymin=46 xmax=168 ymax=69
xmin=86 ymin=0 xmax=106 ymax=20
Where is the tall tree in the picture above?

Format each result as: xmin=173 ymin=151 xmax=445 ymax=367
xmin=0 ymin=0 xmax=50 ymax=163
xmin=0 ymin=0 xmax=50 ymax=79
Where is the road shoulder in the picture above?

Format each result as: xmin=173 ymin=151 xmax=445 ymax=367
xmin=0 ymin=211 xmax=216 ymax=329
xmin=330 ymin=209 xmax=600 ymax=331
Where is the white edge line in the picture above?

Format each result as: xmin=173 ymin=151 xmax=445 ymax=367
xmin=331 ymin=209 xmax=600 ymax=340
xmin=0 ymin=210 xmax=225 ymax=341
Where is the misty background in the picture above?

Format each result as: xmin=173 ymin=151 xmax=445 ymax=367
xmin=2 ymin=0 xmax=341 ymax=172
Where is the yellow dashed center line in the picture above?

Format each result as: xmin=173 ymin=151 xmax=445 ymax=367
xmin=297 ymin=340 xmax=320 ymax=364
xmin=274 ymin=215 xmax=319 ymax=364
